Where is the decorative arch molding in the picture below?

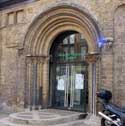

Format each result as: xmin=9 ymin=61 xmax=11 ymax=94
xmin=113 ymin=3 xmax=125 ymax=14
xmin=113 ymin=4 xmax=125 ymax=18
xmin=24 ymin=4 xmax=102 ymax=110
xmin=24 ymin=4 xmax=102 ymax=56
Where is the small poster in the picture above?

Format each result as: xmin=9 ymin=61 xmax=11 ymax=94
xmin=75 ymin=74 xmax=84 ymax=89
xmin=57 ymin=76 xmax=66 ymax=90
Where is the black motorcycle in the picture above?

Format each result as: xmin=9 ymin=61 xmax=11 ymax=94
xmin=97 ymin=89 xmax=125 ymax=126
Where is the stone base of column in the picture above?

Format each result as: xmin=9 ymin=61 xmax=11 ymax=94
xmin=42 ymin=93 xmax=49 ymax=108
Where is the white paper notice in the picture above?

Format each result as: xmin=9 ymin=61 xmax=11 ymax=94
xmin=57 ymin=76 xmax=65 ymax=90
xmin=75 ymin=74 xmax=84 ymax=89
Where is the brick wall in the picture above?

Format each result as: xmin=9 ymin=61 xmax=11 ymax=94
xmin=0 ymin=0 xmax=125 ymax=110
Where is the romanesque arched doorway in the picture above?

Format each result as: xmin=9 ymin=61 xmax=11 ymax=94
xmin=24 ymin=4 xmax=101 ymax=113
xmin=49 ymin=31 xmax=88 ymax=112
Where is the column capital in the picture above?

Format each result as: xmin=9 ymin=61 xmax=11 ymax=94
xmin=85 ymin=52 xmax=100 ymax=63
xmin=26 ymin=55 xmax=50 ymax=64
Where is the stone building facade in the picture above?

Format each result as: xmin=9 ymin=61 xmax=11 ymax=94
xmin=0 ymin=0 xmax=125 ymax=113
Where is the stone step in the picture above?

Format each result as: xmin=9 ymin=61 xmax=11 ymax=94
xmin=0 ymin=114 xmax=100 ymax=126
xmin=50 ymin=114 xmax=101 ymax=126
xmin=0 ymin=118 xmax=87 ymax=126
xmin=0 ymin=109 xmax=87 ymax=126
xmin=0 ymin=117 xmax=21 ymax=126
xmin=0 ymin=118 xmax=90 ymax=126
xmin=50 ymin=119 xmax=89 ymax=126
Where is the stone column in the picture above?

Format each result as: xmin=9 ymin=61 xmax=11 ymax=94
xmin=88 ymin=63 xmax=93 ymax=113
xmin=25 ymin=58 xmax=31 ymax=107
xmin=36 ymin=58 xmax=43 ymax=107
xmin=85 ymin=52 xmax=100 ymax=114
xmin=42 ymin=57 xmax=50 ymax=108
xmin=25 ymin=57 xmax=34 ymax=108
xmin=25 ymin=56 xmax=44 ymax=109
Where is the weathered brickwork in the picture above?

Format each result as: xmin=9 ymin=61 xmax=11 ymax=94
xmin=113 ymin=5 xmax=125 ymax=106
xmin=0 ymin=0 xmax=125 ymax=111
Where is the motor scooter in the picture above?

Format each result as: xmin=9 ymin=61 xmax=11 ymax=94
xmin=97 ymin=89 xmax=125 ymax=126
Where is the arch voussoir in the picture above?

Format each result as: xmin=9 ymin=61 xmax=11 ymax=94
xmin=24 ymin=5 xmax=101 ymax=56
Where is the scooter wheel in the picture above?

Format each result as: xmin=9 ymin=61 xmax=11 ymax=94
xmin=101 ymin=118 xmax=115 ymax=126
xmin=101 ymin=118 xmax=106 ymax=126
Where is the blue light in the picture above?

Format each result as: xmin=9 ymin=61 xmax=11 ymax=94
xmin=98 ymin=35 xmax=106 ymax=48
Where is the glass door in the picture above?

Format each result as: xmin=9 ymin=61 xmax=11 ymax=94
xmin=53 ymin=63 xmax=87 ymax=112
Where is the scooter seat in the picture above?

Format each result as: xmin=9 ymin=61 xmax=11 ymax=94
xmin=109 ymin=104 xmax=125 ymax=113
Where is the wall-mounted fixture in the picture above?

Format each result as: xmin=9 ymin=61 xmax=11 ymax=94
xmin=99 ymin=37 xmax=114 ymax=48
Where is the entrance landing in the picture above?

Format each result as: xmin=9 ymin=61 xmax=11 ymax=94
xmin=0 ymin=109 xmax=100 ymax=126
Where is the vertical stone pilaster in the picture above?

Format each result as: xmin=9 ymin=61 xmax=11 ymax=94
xmin=113 ymin=5 xmax=125 ymax=106
xmin=38 ymin=60 xmax=44 ymax=106
xmin=88 ymin=63 xmax=92 ymax=113
xmin=25 ymin=56 xmax=45 ymax=108
xmin=42 ymin=57 xmax=50 ymax=108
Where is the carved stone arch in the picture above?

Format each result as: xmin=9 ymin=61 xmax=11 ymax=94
xmin=24 ymin=4 xmax=102 ymax=56
xmin=24 ymin=4 xmax=102 ymax=111
xmin=113 ymin=2 xmax=125 ymax=15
